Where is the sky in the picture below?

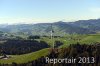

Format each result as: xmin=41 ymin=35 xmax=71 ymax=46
xmin=0 ymin=0 xmax=100 ymax=24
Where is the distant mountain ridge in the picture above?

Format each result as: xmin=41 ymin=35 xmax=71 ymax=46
xmin=0 ymin=19 xmax=100 ymax=35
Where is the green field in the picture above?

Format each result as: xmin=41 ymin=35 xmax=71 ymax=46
xmin=0 ymin=48 xmax=49 ymax=64
xmin=0 ymin=34 xmax=100 ymax=64
xmin=80 ymin=34 xmax=100 ymax=44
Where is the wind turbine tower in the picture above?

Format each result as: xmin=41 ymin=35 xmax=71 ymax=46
xmin=50 ymin=24 xmax=54 ymax=49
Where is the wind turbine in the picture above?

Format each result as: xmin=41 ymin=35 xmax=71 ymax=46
xmin=50 ymin=24 xmax=54 ymax=49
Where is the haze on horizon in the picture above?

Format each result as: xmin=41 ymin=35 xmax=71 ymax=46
xmin=0 ymin=0 xmax=100 ymax=24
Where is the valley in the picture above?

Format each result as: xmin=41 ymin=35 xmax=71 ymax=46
xmin=0 ymin=19 xmax=100 ymax=66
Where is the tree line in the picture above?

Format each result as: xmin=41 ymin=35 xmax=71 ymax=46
xmin=0 ymin=39 xmax=49 ymax=55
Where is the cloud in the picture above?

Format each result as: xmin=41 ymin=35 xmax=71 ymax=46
xmin=0 ymin=17 xmax=60 ymax=24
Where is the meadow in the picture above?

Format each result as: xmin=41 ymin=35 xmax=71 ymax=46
xmin=0 ymin=34 xmax=100 ymax=64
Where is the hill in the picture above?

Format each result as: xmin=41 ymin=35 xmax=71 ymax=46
xmin=0 ymin=48 xmax=49 ymax=64
xmin=69 ymin=19 xmax=100 ymax=33
xmin=80 ymin=34 xmax=100 ymax=44
xmin=1 ymin=19 xmax=100 ymax=35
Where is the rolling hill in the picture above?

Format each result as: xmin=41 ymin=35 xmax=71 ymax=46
xmin=0 ymin=19 xmax=100 ymax=36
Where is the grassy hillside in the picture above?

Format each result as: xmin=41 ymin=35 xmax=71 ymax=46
xmin=59 ymin=34 xmax=100 ymax=47
xmin=80 ymin=34 xmax=100 ymax=44
xmin=0 ymin=48 xmax=49 ymax=64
